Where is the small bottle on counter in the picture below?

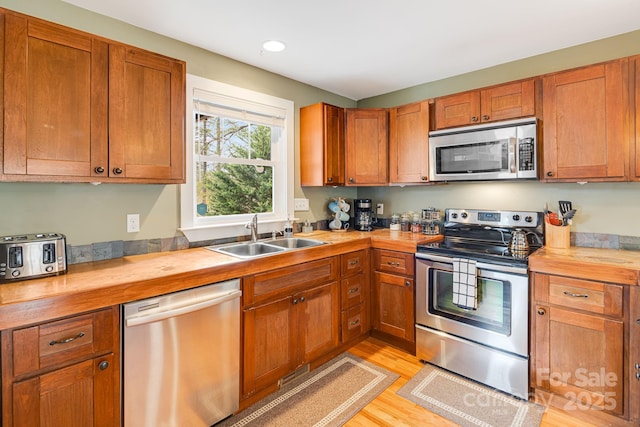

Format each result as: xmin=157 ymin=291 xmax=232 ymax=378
xmin=390 ymin=214 xmax=401 ymax=231
xmin=411 ymin=213 xmax=422 ymax=233
xmin=400 ymin=213 xmax=410 ymax=232
xmin=284 ymin=216 xmax=294 ymax=238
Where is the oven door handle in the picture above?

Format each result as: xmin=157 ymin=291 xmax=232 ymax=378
xmin=415 ymin=252 xmax=528 ymax=275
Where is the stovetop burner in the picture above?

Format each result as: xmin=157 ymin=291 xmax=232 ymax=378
xmin=417 ymin=208 xmax=545 ymax=267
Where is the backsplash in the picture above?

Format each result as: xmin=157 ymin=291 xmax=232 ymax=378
xmin=64 ymin=225 xmax=640 ymax=265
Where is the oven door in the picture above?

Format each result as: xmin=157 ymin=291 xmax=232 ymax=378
xmin=415 ymin=253 xmax=529 ymax=357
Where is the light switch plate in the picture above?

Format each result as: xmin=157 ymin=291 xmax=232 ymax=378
xmin=294 ymin=198 xmax=309 ymax=211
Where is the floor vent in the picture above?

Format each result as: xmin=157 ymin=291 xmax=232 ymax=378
xmin=279 ymin=364 xmax=309 ymax=387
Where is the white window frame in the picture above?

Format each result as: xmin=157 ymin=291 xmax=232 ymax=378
xmin=179 ymin=74 xmax=294 ymax=242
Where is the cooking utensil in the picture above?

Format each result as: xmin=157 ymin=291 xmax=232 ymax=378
xmin=559 ymin=200 xmax=572 ymax=215
xmin=562 ymin=209 xmax=577 ymax=225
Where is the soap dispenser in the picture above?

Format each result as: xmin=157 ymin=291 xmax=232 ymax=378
xmin=284 ymin=216 xmax=294 ymax=238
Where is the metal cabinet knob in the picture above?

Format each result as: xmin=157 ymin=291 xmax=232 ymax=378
xmin=421 ymin=176 xmax=428 ymax=181
xmin=98 ymin=360 xmax=110 ymax=371
xmin=349 ymin=177 xmax=354 ymax=183
xmin=94 ymin=166 xmax=105 ymax=174
xmin=327 ymin=177 xmax=333 ymax=183
xmin=482 ymin=115 xmax=489 ymax=121
xmin=546 ymin=171 xmax=554 ymax=177
xmin=405 ymin=281 xmax=411 ymax=287
xmin=537 ymin=308 xmax=546 ymax=316
xmin=113 ymin=167 xmax=123 ymax=175
xmin=471 ymin=116 xmax=479 ymax=122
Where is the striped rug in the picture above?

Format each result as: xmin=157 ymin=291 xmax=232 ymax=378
xmin=219 ymin=353 xmax=398 ymax=427
xmin=397 ymin=364 xmax=545 ymax=427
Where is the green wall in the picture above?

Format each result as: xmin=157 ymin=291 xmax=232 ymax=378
xmin=1 ymin=0 xmax=640 ymax=245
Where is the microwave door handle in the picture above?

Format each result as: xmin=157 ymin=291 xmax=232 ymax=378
xmin=509 ymin=137 xmax=517 ymax=173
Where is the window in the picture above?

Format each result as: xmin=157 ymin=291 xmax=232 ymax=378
xmin=180 ymin=75 xmax=294 ymax=242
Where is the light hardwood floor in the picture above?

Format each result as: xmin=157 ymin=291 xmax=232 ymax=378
xmin=345 ymin=337 xmax=600 ymax=427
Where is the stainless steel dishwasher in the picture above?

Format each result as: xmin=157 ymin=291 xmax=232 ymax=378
xmin=122 ymin=279 xmax=241 ymax=426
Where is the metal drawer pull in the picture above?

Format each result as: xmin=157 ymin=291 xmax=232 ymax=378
xmin=350 ymin=319 xmax=360 ymax=326
xmin=349 ymin=259 xmax=359 ymax=266
xmin=49 ymin=331 xmax=85 ymax=346
xmin=348 ymin=287 xmax=360 ymax=294
xmin=563 ymin=291 xmax=589 ymax=298
xmin=387 ymin=261 xmax=401 ymax=266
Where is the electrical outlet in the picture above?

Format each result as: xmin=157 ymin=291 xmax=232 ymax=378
xmin=294 ymin=198 xmax=309 ymax=211
xmin=376 ymin=203 xmax=384 ymax=215
xmin=127 ymin=214 xmax=140 ymax=233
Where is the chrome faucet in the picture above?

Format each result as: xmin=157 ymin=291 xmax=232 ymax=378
xmin=246 ymin=214 xmax=258 ymax=242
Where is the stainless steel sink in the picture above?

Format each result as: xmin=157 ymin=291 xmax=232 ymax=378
xmin=208 ymin=237 xmax=326 ymax=259
xmin=267 ymin=237 xmax=326 ymax=249
xmin=210 ymin=242 xmax=285 ymax=258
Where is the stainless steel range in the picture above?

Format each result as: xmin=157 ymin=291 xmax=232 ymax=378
xmin=415 ymin=208 xmax=544 ymax=399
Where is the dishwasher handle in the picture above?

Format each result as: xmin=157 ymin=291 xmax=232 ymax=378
xmin=125 ymin=289 xmax=242 ymax=327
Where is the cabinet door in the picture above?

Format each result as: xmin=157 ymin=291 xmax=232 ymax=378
xmin=372 ymin=271 xmax=414 ymax=342
xmin=297 ymin=281 xmax=340 ymax=364
xmin=300 ymin=103 xmax=345 ymax=186
xmin=389 ymin=100 xmax=430 ymax=183
xmin=109 ymin=44 xmax=185 ymax=182
xmin=3 ymin=14 xmax=109 ymax=178
xmin=630 ymin=286 xmax=640 ymax=422
xmin=11 ymin=354 xmax=117 ymax=427
xmin=542 ymin=60 xmax=629 ymax=181
xmin=434 ymin=91 xmax=480 ymax=129
xmin=633 ymin=56 xmax=640 ymax=181
xmin=480 ymin=80 xmax=535 ymax=122
xmin=534 ymin=304 xmax=624 ymax=415
xmin=345 ymin=108 xmax=388 ymax=185
xmin=242 ymin=297 xmax=296 ymax=397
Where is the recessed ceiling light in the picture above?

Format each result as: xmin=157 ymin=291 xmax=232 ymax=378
xmin=262 ymin=40 xmax=286 ymax=53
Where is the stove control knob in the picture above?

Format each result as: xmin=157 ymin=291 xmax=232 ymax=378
xmin=525 ymin=216 xmax=533 ymax=223
xmin=461 ymin=212 xmax=468 ymax=219
xmin=512 ymin=214 xmax=520 ymax=221
xmin=451 ymin=213 xmax=458 ymax=219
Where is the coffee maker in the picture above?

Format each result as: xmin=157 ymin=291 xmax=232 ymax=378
xmin=354 ymin=199 xmax=375 ymax=231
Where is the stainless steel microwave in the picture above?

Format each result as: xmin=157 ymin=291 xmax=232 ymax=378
xmin=428 ymin=118 xmax=538 ymax=182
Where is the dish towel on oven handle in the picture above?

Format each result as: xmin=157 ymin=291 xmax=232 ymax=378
xmin=452 ymin=258 xmax=478 ymax=310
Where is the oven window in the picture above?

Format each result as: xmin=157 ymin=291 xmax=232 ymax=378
xmin=428 ymin=268 xmax=511 ymax=335
xmin=436 ymin=140 xmax=507 ymax=174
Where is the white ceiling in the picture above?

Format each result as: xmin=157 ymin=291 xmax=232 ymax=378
xmin=63 ymin=0 xmax=640 ymax=100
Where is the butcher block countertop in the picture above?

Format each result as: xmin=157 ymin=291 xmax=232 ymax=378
xmin=529 ymin=246 xmax=640 ymax=286
xmin=0 ymin=229 xmax=440 ymax=330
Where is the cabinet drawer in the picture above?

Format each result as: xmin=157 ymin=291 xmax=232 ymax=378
xmin=9 ymin=308 xmax=116 ymax=378
xmin=341 ymin=272 xmax=366 ymax=310
xmin=374 ymin=249 xmax=414 ymax=276
xmin=341 ymin=304 xmax=368 ymax=342
xmin=537 ymin=275 xmax=623 ymax=317
xmin=244 ymin=257 xmax=338 ymax=306
xmin=341 ymin=250 xmax=367 ymax=276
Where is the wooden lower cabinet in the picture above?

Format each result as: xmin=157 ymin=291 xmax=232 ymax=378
xmin=1 ymin=307 xmax=120 ymax=427
xmin=241 ymin=257 xmax=340 ymax=399
xmin=340 ymin=250 xmax=370 ymax=343
xmin=531 ymin=272 xmax=631 ymax=423
xmin=371 ymin=249 xmax=415 ymax=353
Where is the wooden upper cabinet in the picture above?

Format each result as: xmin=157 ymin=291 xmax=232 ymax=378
xmin=109 ymin=45 xmax=185 ymax=182
xmin=0 ymin=8 xmax=185 ymax=183
xmin=300 ymin=102 xmax=345 ymax=186
xmin=3 ymin=13 xmax=109 ymax=179
xmin=435 ymin=79 xmax=535 ymax=129
xmin=542 ymin=59 xmax=629 ymax=182
xmin=345 ymin=108 xmax=388 ymax=186
xmin=389 ymin=100 xmax=430 ymax=184
xmin=632 ymin=55 xmax=640 ymax=181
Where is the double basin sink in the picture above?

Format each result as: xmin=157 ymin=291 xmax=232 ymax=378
xmin=208 ymin=237 xmax=327 ymax=259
